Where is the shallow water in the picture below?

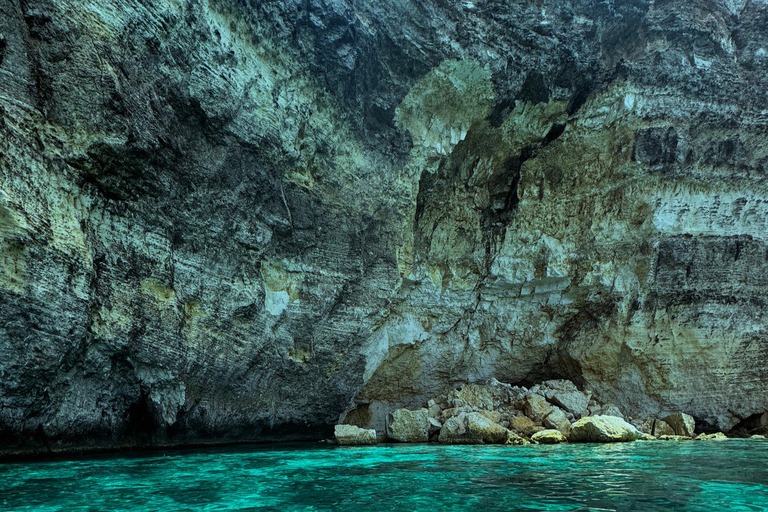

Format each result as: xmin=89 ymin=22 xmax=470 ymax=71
xmin=1 ymin=440 xmax=768 ymax=511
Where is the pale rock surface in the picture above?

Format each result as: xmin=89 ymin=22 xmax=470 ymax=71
xmin=542 ymin=380 xmax=591 ymax=419
xmin=663 ymin=413 xmax=697 ymax=438
xmin=386 ymin=408 xmax=430 ymax=443
xmin=543 ymin=407 xmax=572 ymax=436
xmin=695 ymin=432 xmax=727 ymax=441
xmin=438 ymin=412 xmax=515 ymax=445
xmin=335 ymin=425 xmax=377 ymax=446
xmin=569 ymin=416 xmax=642 ymax=443
xmin=531 ymin=429 xmax=567 ymax=444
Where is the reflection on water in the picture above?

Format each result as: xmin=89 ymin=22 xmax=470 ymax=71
xmin=1 ymin=441 xmax=767 ymax=511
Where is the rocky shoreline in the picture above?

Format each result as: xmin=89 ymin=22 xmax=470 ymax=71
xmin=335 ymin=380 xmax=767 ymax=446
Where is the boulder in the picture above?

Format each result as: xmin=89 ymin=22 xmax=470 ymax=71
xmin=695 ymin=432 xmax=727 ymax=441
xmin=509 ymin=416 xmax=536 ymax=436
xmin=479 ymin=410 xmax=502 ymax=423
xmin=569 ymin=415 xmax=642 ymax=443
xmin=427 ymin=400 xmax=441 ymax=419
xmin=638 ymin=419 xmax=655 ymax=434
xmin=543 ymin=407 xmax=572 ymax=436
xmin=335 ymin=424 xmax=377 ymax=445
xmin=653 ymin=420 xmax=675 ymax=437
xmin=439 ymin=412 xmax=517 ymax=444
xmin=663 ymin=413 xmax=696 ymax=437
xmin=532 ymin=429 xmax=567 ymax=444
xmin=506 ymin=430 xmax=530 ymax=445
xmin=386 ymin=408 xmax=430 ymax=443
xmin=440 ymin=405 xmax=474 ymax=420
xmin=542 ymin=380 xmax=591 ymax=419
xmin=524 ymin=394 xmax=554 ymax=422
xmin=599 ymin=404 xmax=624 ymax=419
xmin=444 ymin=380 xmax=520 ymax=411
xmin=751 ymin=434 xmax=767 ymax=440
xmin=428 ymin=417 xmax=442 ymax=435
xmin=638 ymin=433 xmax=658 ymax=441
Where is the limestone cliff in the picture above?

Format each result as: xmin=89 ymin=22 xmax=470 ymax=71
xmin=1 ymin=0 xmax=767 ymax=454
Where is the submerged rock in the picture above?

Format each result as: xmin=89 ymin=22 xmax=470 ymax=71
xmin=569 ymin=416 xmax=642 ymax=443
xmin=695 ymin=433 xmax=727 ymax=441
xmin=532 ymin=429 xmax=567 ymax=445
xmin=335 ymin=425 xmax=377 ymax=445
xmin=386 ymin=408 xmax=431 ymax=443
xmin=658 ymin=435 xmax=694 ymax=442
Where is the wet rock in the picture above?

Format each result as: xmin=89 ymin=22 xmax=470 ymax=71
xmin=506 ymin=432 xmax=530 ymax=446
xmin=569 ymin=416 xmax=642 ymax=443
xmin=750 ymin=435 xmax=766 ymax=440
xmin=658 ymin=435 xmax=693 ymax=441
xmin=335 ymin=425 xmax=377 ymax=445
xmin=638 ymin=433 xmax=658 ymax=441
xmin=386 ymin=408 xmax=430 ymax=443
xmin=662 ymin=413 xmax=696 ymax=438
xmin=532 ymin=429 xmax=567 ymax=444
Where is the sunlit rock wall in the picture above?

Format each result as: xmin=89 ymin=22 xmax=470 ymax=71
xmin=1 ymin=0 xmax=767 ymax=453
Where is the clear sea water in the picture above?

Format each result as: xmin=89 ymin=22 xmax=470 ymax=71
xmin=1 ymin=440 xmax=767 ymax=511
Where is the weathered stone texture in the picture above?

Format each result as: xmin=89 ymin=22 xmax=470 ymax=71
xmin=1 ymin=0 xmax=768 ymax=454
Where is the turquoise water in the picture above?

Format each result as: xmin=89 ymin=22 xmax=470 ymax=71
xmin=2 ymin=441 xmax=768 ymax=511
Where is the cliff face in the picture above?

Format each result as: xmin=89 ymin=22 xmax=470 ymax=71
xmin=1 ymin=0 xmax=768 ymax=454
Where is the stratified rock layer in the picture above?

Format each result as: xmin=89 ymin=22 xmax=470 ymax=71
xmin=2 ymin=0 xmax=768 ymax=454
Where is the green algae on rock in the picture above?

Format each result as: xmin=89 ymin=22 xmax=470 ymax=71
xmin=2 ymin=0 xmax=768 ymax=455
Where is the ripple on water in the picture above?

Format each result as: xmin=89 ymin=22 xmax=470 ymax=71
xmin=1 ymin=441 xmax=768 ymax=511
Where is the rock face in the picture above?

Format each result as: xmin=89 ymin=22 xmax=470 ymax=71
xmin=335 ymin=425 xmax=377 ymax=446
xmin=569 ymin=416 xmax=642 ymax=443
xmin=2 ymin=0 xmax=768 ymax=454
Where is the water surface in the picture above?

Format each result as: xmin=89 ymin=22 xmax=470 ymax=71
xmin=2 ymin=440 xmax=767 ymax=511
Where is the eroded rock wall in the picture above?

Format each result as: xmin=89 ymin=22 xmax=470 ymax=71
xmin=1 ymin=0 xmax=767 ymax=454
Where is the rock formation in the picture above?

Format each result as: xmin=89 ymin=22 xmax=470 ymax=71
xmin=2 ymin=0 xmax=768 ymax=455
